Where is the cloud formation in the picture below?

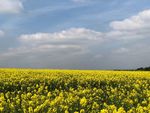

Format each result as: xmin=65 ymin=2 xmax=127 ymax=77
xmin=1 ymin=9 xmax=150 ymax=69
xmin=110 ymin=10 xmax=150 ymax=30
xmin=72 ymin=0 xmax=88 ymax=3
xmin=20 ymin=28 xmax=103 ymax=44
xmin=107 ymin=9 xmax=150 ymax=41
xmin=0 ymin=0 xmax=23 ymax=14
xmin=10 ymin=28 xmax=103 ymax=61
xmin=0 ymin=30 xmax=4 ymax=37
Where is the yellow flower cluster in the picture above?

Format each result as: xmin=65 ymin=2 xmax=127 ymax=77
xmin=0 ymin=68 xmax=150 ymax=113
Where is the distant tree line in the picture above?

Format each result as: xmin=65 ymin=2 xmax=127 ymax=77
xmin=113 ymin=66 xmax=150 ymax=71
xmin=136 ymin=66 xmax=150 ymax=71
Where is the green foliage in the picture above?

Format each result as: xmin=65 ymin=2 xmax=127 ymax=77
xmin=0 ymin=69 xmax=150 ymax=113
xmin=137 ymin=66 xmax=150 ymax=71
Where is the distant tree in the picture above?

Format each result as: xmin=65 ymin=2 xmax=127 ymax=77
xmin=137 ymin=67 xmax=144 ymax=70
xmin=136 ymin=66 xmax=150 ymax=71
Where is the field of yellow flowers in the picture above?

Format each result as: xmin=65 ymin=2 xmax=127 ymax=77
xmin=0 ymin=68 xmax=150 ymax=113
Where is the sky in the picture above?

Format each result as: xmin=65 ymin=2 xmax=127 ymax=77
xmin=0 ymin=0 xmax=150 ymax=69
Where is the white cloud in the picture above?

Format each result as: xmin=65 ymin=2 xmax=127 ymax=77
xmin=20 ymin=28 xmax=102 ymax=41
xmin=72 ymin=0 xmax=87 ymax=3
xmin=110 ymin=9 xmax=150 ymax=31
xmin=1 ymin=44 xmax=82 ymax=57
xmin=0 ymin=30 xmax=4 ymax=37
xmin=106 ymin=9 xmax=150 ymax=41
xmin=9 ymin=28 xmax=103 ymax=57
xmin=0 ymin=0 xmax=23 ymax=14
xmin=72 ymin=0 xmax=94 ymax=3
xmin=0 ymin=28 xmax=103 ymax=68
xmin=94 ymin=54 xmax=103 ymax=59
xmin=1 ymin=9 xmax=150 ymax=69
xmin=114 ymin=48 xmax=129 ymax=54
xmin=19 ymin=28 xmax=103 ymax=44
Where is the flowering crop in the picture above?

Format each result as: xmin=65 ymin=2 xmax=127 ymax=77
xmin=0 ymin=68 xmax=150 ymax=113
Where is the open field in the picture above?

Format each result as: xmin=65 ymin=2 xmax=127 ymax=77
xmin=0 ymin=68 xmax=150 ymax=113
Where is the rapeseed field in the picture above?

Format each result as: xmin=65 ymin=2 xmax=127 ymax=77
xmin=0 ymin=69 xmax=150 ymax=113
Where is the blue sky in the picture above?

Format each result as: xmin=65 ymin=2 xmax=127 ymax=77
xmin=0 ymin=0 xmax=150 ymax=69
